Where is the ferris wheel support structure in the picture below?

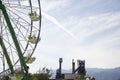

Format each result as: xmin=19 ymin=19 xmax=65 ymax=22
xmin=0 ymin=0 xmax=28 ymax=79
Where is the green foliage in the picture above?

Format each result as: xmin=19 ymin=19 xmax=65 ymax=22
xmin=74 ymin=75 xmax=95 ymax=80
xmin=56 ymin=79 xmax=64 ymax=80
xmin=29 ymin=67 xmax=52 ymax=80
xmin=74 ymin=75 xmax=86 ymax=80
xmin=0 ymin=76 xmax=10 ymax=80
xmin=0 ymin=67 xmax=51 ymax=80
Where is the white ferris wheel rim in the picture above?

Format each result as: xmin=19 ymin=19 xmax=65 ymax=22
xmin=0 ymin=0 xmax=41 ymax=76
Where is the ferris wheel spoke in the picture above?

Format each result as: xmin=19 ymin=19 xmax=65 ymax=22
xmin=7 ymin=20 xmax=35 ymax=57
xmin=5 ymin=4 xmax=32 ymax=10
xmin=3 ymin=39 xmax=16 ymax=52
xmin=7 ymin=10 xmax=31 ymax=41
xmin=7 ymin=7 xmax=31 ymax=27
xmin=6 ymin=31 xmax=16 ymax=65
xmin=7 ymin=18 xmax=35 ymax=58
xmin=8 ymin=7 xmax=29 ymax=15
xmin=5 ymin=1 xmax=40 ymax=51
xmin=4 ymin=0 xmax=40 ymax=11
xmin=4 ymin=31 xmax=15 ymax=53
xmin=8 ymin=14 xmax=35 ymax=52
xmin=0 ymin=51 xmax=3 ymax=57
xmin=7 ymin=7 xmax=40 ymax=31
xmin=1 ymin=19 xmax=16 ymax=51
xmin=4 ymin=0 xmax=30 ymax=7
xmin=0 ymin=0 xmax=41 ymax=78
xmin=9 ymin=15 xmax=30 ymax=40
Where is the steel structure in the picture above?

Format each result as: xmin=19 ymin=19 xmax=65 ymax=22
xmin=0 ymin=0 xmax=41 ymax=79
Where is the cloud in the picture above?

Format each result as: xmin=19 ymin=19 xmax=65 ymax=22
xmin=34 ymin=40 xmax=120 ymax=69
xmin=60 ymin=12 xmax=120 ymax=44
xmin=41 ymin=12 xmax=79 ymax=41
xmin=40 ymin=12 xmax=120 ymax=68
xmin=73 ymin=13 xmax=120 ymax=68
xmin=41 ymin=0 xmax=70 ymax=12
xmin=32 ymin=10 xmax=120 ymax=70
xmin=29 ymin=0 xmax=120 ymax=71
xmin=75 ymin=13 xmax=120 ymax=39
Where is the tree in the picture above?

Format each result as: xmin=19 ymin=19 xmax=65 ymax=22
xmin=29 ymin=67 xmax=52 ymax=80
xmin=0 ymin=76 xmax=10 ymax=80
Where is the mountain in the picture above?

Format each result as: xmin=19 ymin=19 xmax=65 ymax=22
xmin=86 ymin=67 xmax=120 ymax=80
xmin=51 ymin=67 xmax=120 ymax=80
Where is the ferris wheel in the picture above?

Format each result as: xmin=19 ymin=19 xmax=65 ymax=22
xmin=0 ymin=0 xmax=41 ymax=79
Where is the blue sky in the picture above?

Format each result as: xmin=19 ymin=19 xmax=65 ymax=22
xmin=29 ymin=0 xmax=120 ymax=73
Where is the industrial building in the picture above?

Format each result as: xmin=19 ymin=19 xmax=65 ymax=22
xmin=55 ymin=58 xmax=92 ymax=80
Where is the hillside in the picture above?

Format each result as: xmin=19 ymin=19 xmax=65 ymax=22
xmin=86 ymin=67 xmax=120 ymax=80
xmin=51 ymin=67 xmax=120 ymax=80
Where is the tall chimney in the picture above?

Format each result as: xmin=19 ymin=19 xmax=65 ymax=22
xmin=59 ymin=58 xmax=63 ymax=75
xmin=72 ymin=59 xmax=75 ymax=74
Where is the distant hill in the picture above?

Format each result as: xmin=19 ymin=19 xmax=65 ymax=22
xmin=86 ymin=67 xmax=120 ymax=80
xmin=51 ymin=67 xmax=120 ymax=80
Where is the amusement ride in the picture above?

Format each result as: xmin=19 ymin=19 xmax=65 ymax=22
xmin=0 ymin=0 xmax=41 ymax=79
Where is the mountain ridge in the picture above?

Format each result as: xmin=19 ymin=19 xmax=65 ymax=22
xmin=51 ymin=67 xmax=120 ymax=80
xmin=86 ymin=67 xmax=120 ymax=80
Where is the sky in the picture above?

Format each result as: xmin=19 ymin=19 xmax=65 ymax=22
xmin=27 ymin=0 xmax=120 ymax=73
xmin=1 ymin=0 xmax=120 ymax=73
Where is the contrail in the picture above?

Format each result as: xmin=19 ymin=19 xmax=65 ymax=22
xmin=41 ymin=12 xmax=79 ymax=41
